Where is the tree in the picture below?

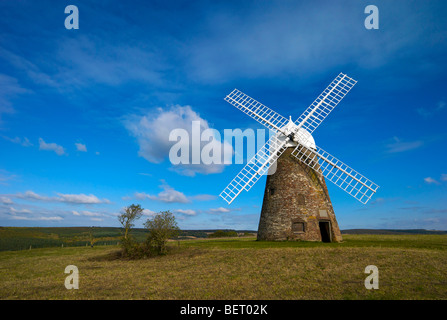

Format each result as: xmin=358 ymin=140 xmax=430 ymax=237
xmin=144 ymin=210 xmax=179 ymax=255
xmin=89 ymin=226 xmax=97 ymax=247
xmin=118 ymin=204 xmax=143 ymax=243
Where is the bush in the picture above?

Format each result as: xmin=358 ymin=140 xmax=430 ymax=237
xmin=116 ymin=208 xmax=180 ymax=259
xmin=208 ymin=230 xmax=238 ymax=238
xmin=144 ymin=211 xmax=180 ymax=255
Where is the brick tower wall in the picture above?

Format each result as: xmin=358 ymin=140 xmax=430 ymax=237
xmin=257 ymin=147 xmax=343 ymax=242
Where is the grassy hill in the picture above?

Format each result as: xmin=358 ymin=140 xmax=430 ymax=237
xmin=0 ymin=234 xmax=446 ymax=300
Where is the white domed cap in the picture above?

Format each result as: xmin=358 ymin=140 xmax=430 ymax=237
xmin=274 ymin=117 xmax=316 ymax=150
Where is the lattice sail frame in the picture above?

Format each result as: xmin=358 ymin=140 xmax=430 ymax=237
xmin=291 ymin=145 xmax=379 ymax=204
xmin=219 ymin=73 xmax=379 ymax=205
xmin=224 ymin=88 xmax=290 ymax=134
xmin=219 ymin=134 xmax=288 ymax=204
xmin=294 ymin=73 xmax=357 ymax=134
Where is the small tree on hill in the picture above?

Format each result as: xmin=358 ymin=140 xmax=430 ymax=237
xmin=118 ymin=204 xmax=143 ymax=253
xmin=89 ymin=226 xmax=97 ymax=247
xmin=144 ymin=210 xmax=179 ymax=255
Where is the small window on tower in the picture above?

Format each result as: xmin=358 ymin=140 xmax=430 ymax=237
xmin=292 ymin=222 xmax=305 ymax=233
xmin=269 ymin=188 xmax=275 ymax=196
xmin=297 ymin=194 xmax=306 ymax=205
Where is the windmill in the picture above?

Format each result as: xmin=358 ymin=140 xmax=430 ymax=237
xmin=219 ymin=73 xmax=379 ymax=242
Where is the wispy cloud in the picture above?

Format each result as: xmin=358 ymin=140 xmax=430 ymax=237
xmin=416 ymin=100 xmax=446 ymax=118
xmin=424 ymin=177 xmax=440 ymax=185
xmin=0 ymin=48 xmax=56 ymax=87
xmin=9 ymin=215 xmax=63 ymax=221
xmin=142 ymin=208 xmax=156 ymax=217
xmin=0 ymin=73 xmax=28 ymax=125
xmin=75 ymin=143 xmax=87 ymax=152
xmin=173 ymin=209 xmax=196 ymax=216
xmin=424 ymin=174 xmax=447 ymax=185
xmin=39 ymin=138 xmax=66 ymax=156
xmin=79 ymin=210 xmax=104 ymax=217
xmin=12 ymin=190 xmax=110 ymax=204
xmin=189 ymin=194 xmax=217 ymax=201
xmin=134 ymin=180 xmax=216 ymax=204
xmin=10 ymin=207 xmax=32 ymax=214
xmin=208 ymin=207 xmax=231 ymax=214
xmin=135 ymin=181 xmax=190 ymax=204
xmin=0 ymin=196 xmax=13 ymax=204
xmin=384 ymin=136 xmax=423 ymax=154
xmin=0 ymin=170 xmax=17 ymax=186
xmin=1 ymin=135 xmax=33 ymax=147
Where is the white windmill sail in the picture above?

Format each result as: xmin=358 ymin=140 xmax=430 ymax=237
xmin=220 ymin=133 xmax=289 ymax=204
xmin=291 ymin=144 xmax=379 ymax=204
xmin=294 ymin=73 xmax=357 ymax=134
xmin=224 ymin=89 xmax=290 ymax=134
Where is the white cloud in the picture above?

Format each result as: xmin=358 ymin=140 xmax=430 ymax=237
xmin=75 ymin=143 xmax=87 ymax=152
xmin=39 ymin=138 xmax=66 ymax=156
xmin=55 ymin=35 xmax=165 ymax=87
xmin=189 ymin=194 xmax=217 ymax=201
xmin=385 ymin=136 xmax=423 ymax=154
xmin=72 ymin=210 xmax=81 ymax=216
xmin=417 ymin=100 xmax=446 ymax=118
xmin=134 ymin=181 xmax=216 ymax=204
xmin=0 ymin=196 xmax=13 ymax=204
xmin=10 ymin=207 xmax=32 ymax=214
xmin=125 ymin=105 xmax=233 ymax=176
xmin=138 ymin=173 xmax=152 ymax=177
xmin=10 ymin=215 xmax=63 ymax=221
xmin=20 ymin=190 xmax=50 ymax=201
xmin=56 ymin=193 xmax=110 ymax=204
xmin=441 ymin=174 xmax=447 ymax=182
xmin=173 ymin=209 xmax=196 ymax=216
xmin=424 ymin=177 xmax=440 ymax=185
xmin=142 ymin=208 xmax=156 ymax=216
xmin=80 ymin=210 xmax=103 ymax=217
xmin=0 ymin=169 xmax=17 ymax=185
xmin=135 ymin=181 xmax=190 ymax=204
xmin=0 ymin=73 xmax=29 ymax=126
xmin=1 ymin=136 xmax=33 ymax=147
xmin=14 ymin=190 xmax=110 ymax=204
xmin=209 ymin=207 xmax=231 ymax=213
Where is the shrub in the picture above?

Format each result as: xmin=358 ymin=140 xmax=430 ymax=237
xmin=208 ymin=230 xmax=238 ymax=238
xmin=117 ymin=204 xmax=144 ymax=256
xmin=144 ymin=211 xmax=180 ymax=255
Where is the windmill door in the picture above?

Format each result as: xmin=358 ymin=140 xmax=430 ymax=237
xmin=319 ymin=221 xmax=332 ymax=242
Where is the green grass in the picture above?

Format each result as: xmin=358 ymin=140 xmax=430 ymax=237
xmin=180 ymin=234 xmax=447 ymax=250
xmin=0 ymin=234 xmax=446 ymax=300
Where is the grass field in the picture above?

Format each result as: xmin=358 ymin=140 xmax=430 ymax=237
xmin=0 ymin=234 xmax=446 ymax=300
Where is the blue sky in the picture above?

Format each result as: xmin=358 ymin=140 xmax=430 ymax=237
xmin=0 ymin=0 xmax=446 ymax=230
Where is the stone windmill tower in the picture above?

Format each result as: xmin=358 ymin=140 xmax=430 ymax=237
xmin=220 ymin=73 xmax=379 ymax=242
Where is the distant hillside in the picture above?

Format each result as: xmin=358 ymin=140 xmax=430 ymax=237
xmin=0 ymin=227 xmax=256 ymax=251
xmin=341 ymin=229 xmax=447 ymax=235
xmin=2 ymin=226 xmax=446 ymax=251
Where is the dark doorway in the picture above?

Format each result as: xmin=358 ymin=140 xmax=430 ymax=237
xmin=319 ymin=221 xmax=331 ymax=242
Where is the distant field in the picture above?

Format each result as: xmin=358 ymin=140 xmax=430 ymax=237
xmin=0 ymin=234 xmax=446 ymax=300
xmin=0 ymin=227 xmax=215 ymax=251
